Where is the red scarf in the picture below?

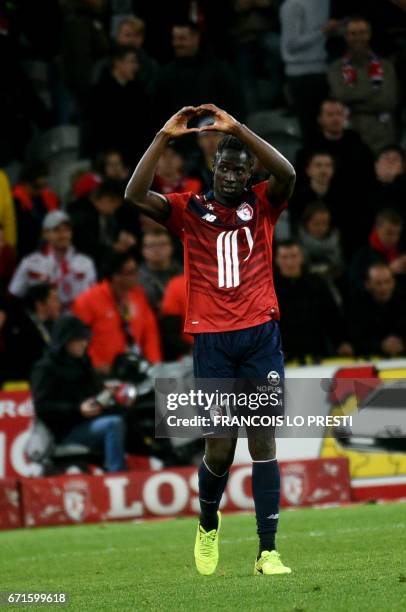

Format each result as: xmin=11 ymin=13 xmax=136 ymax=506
xmin=369 ymin=229 xmax=399 ymax=262
xmin=13 ymin=184 xmax=58 ymax=212
xmin=342 ymin=53 xmax=384 ymax=89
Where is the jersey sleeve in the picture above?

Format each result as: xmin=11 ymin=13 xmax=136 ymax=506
xmin=161 ymin=192 xmax=192 ymax=239
xmin=251 ymin=181 xmax=288 ymax=224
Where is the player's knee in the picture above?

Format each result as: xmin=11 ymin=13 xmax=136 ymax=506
xmin=205 ymin=440 xmax=235 ymax=474
xmin=248 ymin=436 xmax=276 ymax=461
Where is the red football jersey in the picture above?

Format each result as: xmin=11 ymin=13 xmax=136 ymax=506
xmin=163 ymin=181 xmax=286 ymax=333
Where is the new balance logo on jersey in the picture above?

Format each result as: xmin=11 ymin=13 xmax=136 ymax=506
xmin=202 ymin=213 xmax=217 ymax=222
xmin=216 ymin=227 xmax=254 ymax=288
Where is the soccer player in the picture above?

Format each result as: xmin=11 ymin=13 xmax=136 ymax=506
xmin=125 ymin=104 xmax=296 ymax=576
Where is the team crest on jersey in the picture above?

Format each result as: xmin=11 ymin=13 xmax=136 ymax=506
xmin=236 ymin=202 xmax=253 ymax=221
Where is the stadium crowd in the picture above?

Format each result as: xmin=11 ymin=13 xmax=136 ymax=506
xmin=1 ymin=0 xmax=406 ymax=469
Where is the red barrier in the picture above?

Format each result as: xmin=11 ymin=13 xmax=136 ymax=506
xmin=0 ymin=392 xmax=33 ymax=478
xmin=19 ymin=458 xmax=351 ymax=528
xmin=0 ymin=479 xmax=22 ymax=529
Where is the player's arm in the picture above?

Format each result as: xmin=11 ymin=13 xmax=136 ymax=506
xmin=125 ymin=106 xmax=199 ymax=221
xmin=199 ymin=103 xmax=296 ymax=206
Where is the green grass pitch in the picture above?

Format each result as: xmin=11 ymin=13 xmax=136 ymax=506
xmin=1 ymin=502 xmax=405 ymax=611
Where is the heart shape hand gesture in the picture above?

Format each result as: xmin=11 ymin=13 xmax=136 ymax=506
xmin=161 ymin=104 xmax=238 ymax=138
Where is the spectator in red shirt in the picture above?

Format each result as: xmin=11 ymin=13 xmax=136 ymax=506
xmin=160 ymin=273 xmax=193 ymax=360
xmin=73 ymin=251 xmax=161 ymax=373
xmin=13 ymin=161 xmax=58 ymax=259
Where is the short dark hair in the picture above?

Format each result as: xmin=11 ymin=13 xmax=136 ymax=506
xmin=276 ymin=239 xmax=301 ymax=252
xmin=346 ymin=15 xmax=371 ymax=27
xmin=375 ymin=208 xmax=403 ymax=227
xmin=375 ymin=144 xmax=405 ymax=163
xmin=319 ymin=97 xmax=345 ymax=113
xmin=305 ymin=150 xmax=335 ymax=167
xmin=302 ymin=201 xmax=331 ymax=224
xmin=25 ymin=283 xmax=55 ymax=311
xmin=172 ymin=20 xmax=200 ymax=34
xmin=93 ymin=179 xmax=123 ymax=201
xmin=365 ymin=261 xmax=392 ymax=282
xmin=101 ymin=251 xmax=137 ymax=279
xmin=111 ymin=44 xmax=138 ymax=63
xmin=214 ymin=136 xmax=254 ymax=165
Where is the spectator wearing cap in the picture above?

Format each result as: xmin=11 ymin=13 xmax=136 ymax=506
xmin=347 ymin=263 xmax=406 ymax=357
xmin=73 ymin=251 xmax=161 ymax=374
xmin=31 ymin=315 xmax=126 ymax=472
xmin=349 ymin=209 xmax=406 ymax=295
xmin=138 ymin=229 xmax=182 ymax=311
xmin=9 ymin=210 xmax=96 ymax=312
xmin=70 ymin=180 xmax=140 ymax=273
xmin=13 ymin=161 xmax=59 ymax=259
xmin=327 ymin=17 xmax=399 ymax=153
xmin=2 ymin=283 xmax=61 ymax=382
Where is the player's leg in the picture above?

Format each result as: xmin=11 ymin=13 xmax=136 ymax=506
xmin=199 ymin=437 xmax=237 ymax=531
xmin=237 ymin=320 xmax=291 ymax=575
xmin=193 ymin=331 xmax=237 ymax=575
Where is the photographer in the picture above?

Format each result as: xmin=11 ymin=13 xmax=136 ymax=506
xmin=31 ymin=316 xmax=126 ymax=472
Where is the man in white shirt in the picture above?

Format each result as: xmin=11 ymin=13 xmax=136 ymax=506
xmin=9 ymin=211 xmax=96 ymax=311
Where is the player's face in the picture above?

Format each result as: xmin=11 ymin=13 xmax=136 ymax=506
xmin=318 ymin=102 xmax=346 ymax=136
xmin=366 ymin=268 xmax=395 ymax=302
xmin=213 ymin=150 xmax=252 ymax=203
xmin=46 ymin=223 xmax=72 ymax=250
xmin=346 ymin=20 xmax=371 ymax=53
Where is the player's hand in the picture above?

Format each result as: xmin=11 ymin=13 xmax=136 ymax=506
xmin=161 ymin=107 xmax=200 ymax=138
xmin=196 ymin=104 xmax=240 ymax=134
xmin=80 ymin=399 xmax=102 ymax=418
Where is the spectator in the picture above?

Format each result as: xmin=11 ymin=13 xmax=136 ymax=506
xmin=349 ymin=209 xmax=406 ymax=294
xmin=2 ymin=283 xmax=60 ymax=382
xmin=296 ymin=98 xmax=374 ymax=187
xmin=186 ymin=117 xmax=224 ymax=192
xmin=71 ymin=150 xmax=130 ymax=201
xmin=229 ymin=0 xmax=283 ymax=113
xmin=152 ymin=21 xmax=244 ymax=130
xmin=298 ymin=201 xmax=344 ymax=293
xmin=160 ymin=273 xmax=193 ymax=360
xmin=9 ymin=211 xmax=96 ymax=311
xmin=73 ymin=251 xmax=161 ymax=373
xmin=0 ymin=170 xmax=16 ymax=247
xmin=70 ymin=180 xmax=139 ymax=272
xmin=82 ymin=45 xmax=151 ymax=164
xmin=60 ymin=0 xmax=110 ymax=115
xmin=368 ymin=145 xmax=406 ymax=221
xmin=327 ymin=16 xmax=399 ymax=153
xmin=31 ymin=315 xmax=126 ymax=472
xmin=280 ymin=0 xmax=330 ymax=143
xmin=153 ymin=146 xmax=202 ymax=195
xmin=0 ymin=223 xmax=16 ymax=298
xmin=94 ymin=16 xmax=159 ymax=93
xmin=138 ymin=229 xmax=182 ymax=311
xmin=274 ymin=241 xmax=351 ymax=362
xmin=13 ymin=162 xmax=59 ymax=259
xmin=291 ymin=152 xmax=338 ymax=224
xmin=348 ymin=263 xmax=406 ymax=357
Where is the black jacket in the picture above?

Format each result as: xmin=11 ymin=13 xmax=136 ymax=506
xmin=30 ymin=317 xmax=103 ymax=441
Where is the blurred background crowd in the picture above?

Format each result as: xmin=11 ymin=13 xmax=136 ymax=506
xmin=1 ymin=0 xmax=406 ymax=469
